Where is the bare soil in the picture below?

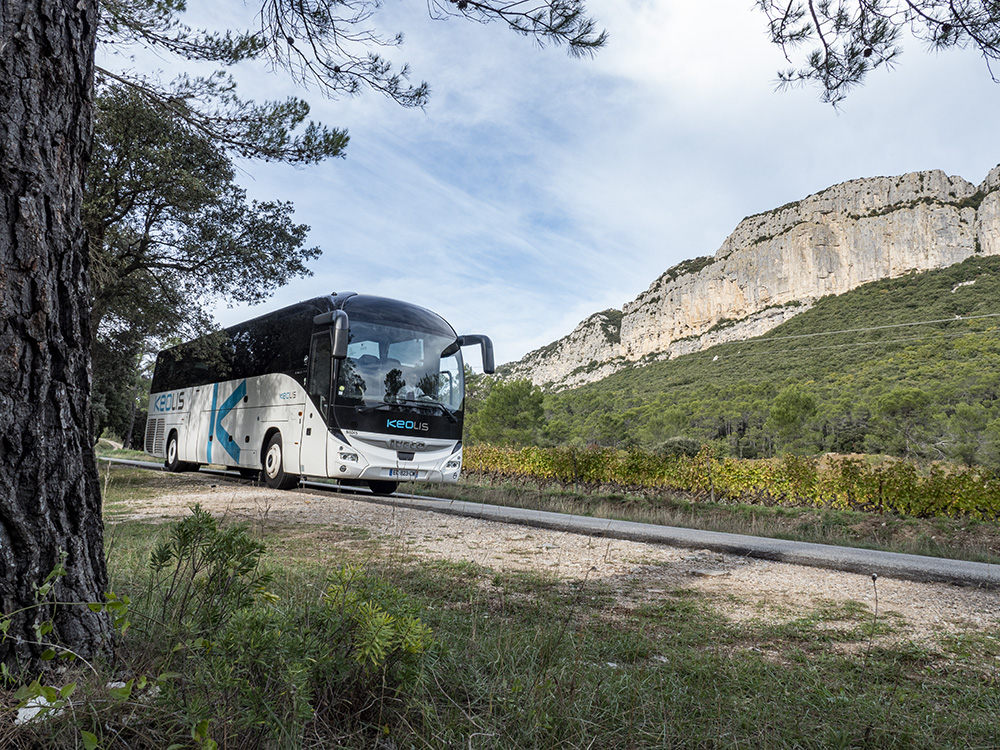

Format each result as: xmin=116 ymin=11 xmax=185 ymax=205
xmin=113 ymin=472 xmax=1000 ymax=647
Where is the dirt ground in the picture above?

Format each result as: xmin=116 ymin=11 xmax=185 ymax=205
xmin=115 ymin=473 xmax=1000 ymax=646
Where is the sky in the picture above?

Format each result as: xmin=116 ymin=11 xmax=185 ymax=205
xmin=123 ymin=0 xmax=1000 ymax=370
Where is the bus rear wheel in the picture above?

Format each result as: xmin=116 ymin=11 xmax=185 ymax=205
xmin=165 ymin=433 xmax=187 ymax=472
xmin=367 ymin=480 xmax=398 ymax=495
xmin=263 ymin=433 xmax=298 ymax=490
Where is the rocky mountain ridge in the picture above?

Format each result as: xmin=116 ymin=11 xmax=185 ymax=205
xmin=502 ymin=166 xmax=1000 ymax=390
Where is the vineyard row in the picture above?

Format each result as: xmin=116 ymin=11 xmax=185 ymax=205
xmin=462 ymin=445 xmax=1000 ymax=519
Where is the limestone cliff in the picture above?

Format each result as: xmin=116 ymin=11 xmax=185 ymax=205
xmin=503 ymin=167 xmax=1000 ymax=390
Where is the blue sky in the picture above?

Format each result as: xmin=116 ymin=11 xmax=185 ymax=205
xmin=141 ymin=0 xmax=1000 ymax=369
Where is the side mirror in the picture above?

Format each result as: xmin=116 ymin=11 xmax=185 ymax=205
xmin=314 ymin=310 xmax=350 ymax=359
xmin=457 ymin=334 xmax=495 ymax=374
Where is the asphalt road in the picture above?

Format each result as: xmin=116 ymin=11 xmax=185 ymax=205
xmin=103 ymin=457 xmax=1000 ymax=589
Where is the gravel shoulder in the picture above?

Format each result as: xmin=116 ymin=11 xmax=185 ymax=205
xmin=114 ymin=473 xmax=1000 ymax=646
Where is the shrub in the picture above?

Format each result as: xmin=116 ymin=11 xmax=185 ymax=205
xmin=464 ymin=444 xmax=1000 ymax=519
xmin=5 ymin=509 xmax=434 ymax=749
xmin=655 ymin=437 xmax=702 ymax=458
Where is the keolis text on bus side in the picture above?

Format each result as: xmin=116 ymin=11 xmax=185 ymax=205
xmin=154 ymin=392 xmax=185 ymax=412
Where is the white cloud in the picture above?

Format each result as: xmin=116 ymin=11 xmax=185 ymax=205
xmin=174 ymin=0 xmax=1000 ymax=366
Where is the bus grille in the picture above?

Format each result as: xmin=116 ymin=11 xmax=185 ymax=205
xmin=145 ymin=418 xmax=165 ymax=456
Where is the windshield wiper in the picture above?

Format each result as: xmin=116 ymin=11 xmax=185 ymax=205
xmin=358 ymin=397 xmax=457 ymax=422
xmin=358 ymin=400 xmax=394 ymax=413
xmin=398 ymin=397 xmax=458 ymax=422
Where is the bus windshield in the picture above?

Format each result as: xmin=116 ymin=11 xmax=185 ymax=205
xmin=335 ymin=321 xmax=465 ymax=413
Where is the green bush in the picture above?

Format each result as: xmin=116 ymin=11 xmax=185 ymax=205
xmin=655 ymin=436 xmax=702 ymax=458
xmin=6 ymin=509 xmax=434 ymax=749
xmin=145 ymin=504 xmax=271 ymax=636
xmin=464 ymin=444 xmax=1000 ymax=519
xmin=155 ymin=565 xmax=433 ymax=746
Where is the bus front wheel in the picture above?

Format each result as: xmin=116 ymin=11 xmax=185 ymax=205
xmin=263 ymin=433 xmax=298 ymax=490
xmin=368 ymin=480 xmax=398 ymax=495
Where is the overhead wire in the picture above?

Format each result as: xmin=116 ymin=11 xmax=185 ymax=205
xmin=713 ymin=329 xmax=995 ymax=360
xmin=734 ymin=312 xmax=1000 ymax=342
xmin=707 ymin=312 xmax=1000 ymax=360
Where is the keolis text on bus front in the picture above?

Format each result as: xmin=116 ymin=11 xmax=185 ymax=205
xmin=387 ymin=419 xmax=429 ymax=432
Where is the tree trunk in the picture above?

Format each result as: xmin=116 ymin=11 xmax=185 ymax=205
xmin=122 ymin=355 xmax=143 ymax=450
xmin=0 ymin=0 xmax=111 ymax=673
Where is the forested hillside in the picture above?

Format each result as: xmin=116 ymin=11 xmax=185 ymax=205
xmin=532 ymin=255 xmax=1000 ymax=467
xmin=504 ymin=167 xmax=1000 ymax=389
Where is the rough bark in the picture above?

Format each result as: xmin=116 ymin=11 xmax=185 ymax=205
xmin=0 ymin=0 xmax=112 ymax=673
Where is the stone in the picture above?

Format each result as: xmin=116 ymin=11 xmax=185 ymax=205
xmin=503 ymin=167 xmax=1000 ymax=389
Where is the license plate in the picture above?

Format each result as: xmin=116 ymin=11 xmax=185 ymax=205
xmin=389 ymin=469 xmax=419 ymax=479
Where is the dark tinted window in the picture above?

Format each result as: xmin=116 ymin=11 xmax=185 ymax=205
xmin=229 ymin=309 xmax=312 ymax=381
xmin=151 ymin=331 xmax=233 ymax=392
xmin=342 ymin=295 xmax=456 ymax=338
xmin=151 ymin=307 xmax=317 ymax=392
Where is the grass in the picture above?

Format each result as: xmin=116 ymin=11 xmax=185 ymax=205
xmin=410 ymin=475 xmax=1000 ymax=565
xmin=8 ymin=465 xmax=1000 ymax=748
xmin=540 ymin=254 xmax=1000 ymax=463
xmin=354 ymin=559 xmax=998 ymax=750
xmin=94 ymin=438 xmax=1000 ymax=564
xmin=95 ymin=439 xmax=150 ymax=462
xmin=99 ymin=465 xmax=178 ymax=506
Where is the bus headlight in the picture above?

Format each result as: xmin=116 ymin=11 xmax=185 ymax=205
xmin=444 ymin=459 xmax=461 ymax=470
xmin=339 ymin=452 xmax=359 ymax=462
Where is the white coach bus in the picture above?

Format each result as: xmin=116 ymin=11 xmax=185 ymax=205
xmin=144 ymin=292 xmax=494 ymax=494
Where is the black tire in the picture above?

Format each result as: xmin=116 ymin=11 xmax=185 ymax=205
xmin=165 ymin=433 xmax=182 ymax=472
xmin=367 ymin=480 xmax=398 ymax=495
xmin=165 ymin=433 xmax=198 ymax=472
xmin=238 ymin=468 xmax=260 ymax=481
xmin=263 ymin=433 xmax=298 ymax=490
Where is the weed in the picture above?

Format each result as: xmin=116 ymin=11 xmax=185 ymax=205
xmin=10 ymin=467 xmax=1000 ymax=748
xmin=416 ymin=477 xmax=1000 ymax=564
xmin=3 ymin=507 xmax=435 ymax=749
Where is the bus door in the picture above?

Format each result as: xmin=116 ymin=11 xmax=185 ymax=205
xmin=299 ymin=331 xmax=332 ymax=477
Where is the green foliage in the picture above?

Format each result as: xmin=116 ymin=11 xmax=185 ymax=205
xmin=9 ymin=480 xmax=1000 ymax=748
xmin=659 ymin=255 xmax=716 ymax=284
xmin=655 ymin=436 xmax=702 ymax=458
xmin=544 ymin=256 xmax=1000 ymax=468
xmin=158 ymin=565 xmax=431 ymax=745
xmin=146 ymin=505 xmax=273 ymax=636
xmin=86 ymin=82 xmax=321 ymax=327
xmin=769 ymin=383 xmax=816 ymax=430
xmin=868 ymin=387 xmax=934 ymax=458
xmin=4 ymin=508 xmax=434 ymax=748
xmin=86 ymin=84 xmax=322 ymax=440
xmin=767 ymin=382 xmax=817 ymax=449
xmin=462 ymin=366 xmax=493 ymax=421
xmin=756 ymin=1 xmax=1000 ymax=105
xmin=465 ymin=444 xmax=1000 ymax=519
xmin=468 ymin=379 xmax=546 ymax=446
xmin=384 ymin=554 xmax=1000 ymax=749
xmin=324 ymin=566 xmax=433 ymax=672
